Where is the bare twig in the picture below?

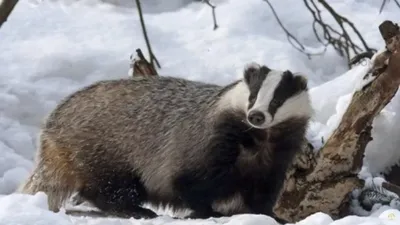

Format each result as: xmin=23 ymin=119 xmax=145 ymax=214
xmin=380 ymin=0 xmax=400 ymax=13
xmin=202 ymin=0 xmax=218 ymax=30
xmin=264 ymin=0 xmax=375 ymax=66
xmin=380 ymin=0 xmax=388 ymax=13
xmin=263 ymin=0 xmax=326 ymax=59
xmin=134 ymin=0 xmax=161 ymax=70
xmin=395 ymin=0 xmax=400 ymax=9
xmin=304 ymin=0 xmax=377 ymax=67
xmin=0 ymin=0 xmax=18 ymax=29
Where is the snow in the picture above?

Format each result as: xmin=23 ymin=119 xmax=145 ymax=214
xmin=2 ymin=0 xmax=400 ymax=224
xmin=2 ymin=192 xmax=400 ymax=225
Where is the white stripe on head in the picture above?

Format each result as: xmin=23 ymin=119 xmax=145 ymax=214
xmin=272 ymin=91 xmax=313 ymax=126
xmin=247 ymin=70 xmax=284 ymax=125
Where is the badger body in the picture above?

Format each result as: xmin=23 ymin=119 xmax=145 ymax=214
xmin=19 ymin=63 xmax=313 ymax=220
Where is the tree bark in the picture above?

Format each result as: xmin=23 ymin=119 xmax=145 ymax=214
xmin=273 ymin=20 xmax=400 ymax=223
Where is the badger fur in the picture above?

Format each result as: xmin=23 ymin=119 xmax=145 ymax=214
xmin=18 ymin=62 xmax=313 ymax=220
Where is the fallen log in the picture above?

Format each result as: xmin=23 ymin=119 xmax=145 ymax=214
xmin=273 ymin=20 xmax=400 ymax=222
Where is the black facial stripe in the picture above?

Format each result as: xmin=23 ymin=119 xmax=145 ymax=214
xmin=268 ymin=70 xmax=305 ymax=118
xmin=244 ymin=66 xmax=271 ymax=109
xmin=247 ymin=94 xmax=257 ymax=109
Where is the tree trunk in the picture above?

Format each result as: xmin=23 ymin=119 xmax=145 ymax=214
xmin=273 ymin=20 xmax=400 ymax=223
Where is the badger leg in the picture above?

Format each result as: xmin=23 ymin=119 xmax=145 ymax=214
xmin=17 ymin=134 xmax=80 ymax=212
xmin=77 ymin=172 xmax=158 ymax=220
xmin=174 ymin=174 xmax=227 ymax=219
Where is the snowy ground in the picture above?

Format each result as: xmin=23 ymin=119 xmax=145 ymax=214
xmin=2 ymin=0 xmax=400 ymax=224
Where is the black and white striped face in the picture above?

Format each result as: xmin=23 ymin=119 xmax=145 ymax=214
xmin=243 ymin=63 xmax=312 ymax=129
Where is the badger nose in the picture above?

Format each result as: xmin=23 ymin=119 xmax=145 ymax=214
xmin=248 ymin=110 xmax=265 ymax=126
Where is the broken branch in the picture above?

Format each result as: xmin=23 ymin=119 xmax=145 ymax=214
xmin=134 ymin=0 xmax=161 ymax=70
xmin=129 ymin=48 xmax=158 ymax=77
xmin=0 ymin=0 xmax=18 ymax=29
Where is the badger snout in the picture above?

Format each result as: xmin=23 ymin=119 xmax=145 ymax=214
xmin=247 ymin=110 xmax=273 ymax=129
xmin=248 ymin=110 xmax=266 ymax=127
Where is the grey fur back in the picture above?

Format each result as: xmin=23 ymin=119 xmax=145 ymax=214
xmin=43 ymin=76 xmax=240 ymax=201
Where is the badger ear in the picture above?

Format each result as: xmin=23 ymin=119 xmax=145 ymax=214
xmin=294 ymin=75 xmax=308 ymax=91
xmin=243 ymin=62 xmax=260 ymax=84
xmin=259 ymin=65 xmax=271 ymax=75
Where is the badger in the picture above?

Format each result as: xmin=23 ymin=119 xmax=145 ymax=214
xmin=18 ymin=63 xmax=313 ymax=221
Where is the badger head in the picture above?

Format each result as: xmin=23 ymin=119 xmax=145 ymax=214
xmin=242 ymin=62 xmax=312 ymax=129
